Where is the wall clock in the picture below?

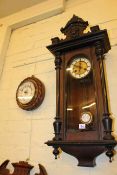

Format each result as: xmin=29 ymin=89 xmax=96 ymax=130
xmin=45 ymin=15 xmax=117 ymax=167
xmin=16 ymin=76 xmax=45 ymax=110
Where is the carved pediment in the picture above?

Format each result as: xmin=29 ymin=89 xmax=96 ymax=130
xmin=0 ymin=160 xmax=47 ymax=175
xmin=61 ymin=15 xmax=88 ymax=40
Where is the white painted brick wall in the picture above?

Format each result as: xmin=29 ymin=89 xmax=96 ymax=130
xmin=0 ymin=0 xmax=117 ymax=175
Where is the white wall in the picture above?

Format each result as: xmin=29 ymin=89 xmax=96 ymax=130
xmin=0 ymin=0 xmax=117 ymax=175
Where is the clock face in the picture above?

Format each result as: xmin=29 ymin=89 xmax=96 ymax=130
xmin=80 ymin=112 xmax=93 ymax=124
xmin=16 ymin=76 xmax=45 ymax=110
xmin=69 ymin=57 xmax=91 ymax=79
xmin=17 ymin=81 xmax=35 ymax=104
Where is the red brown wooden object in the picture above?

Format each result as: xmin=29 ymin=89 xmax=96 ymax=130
xmin=0 ymin=160 xmax=10 ymax=175
xmin=0 ymin=160 xmax=47 ymax=175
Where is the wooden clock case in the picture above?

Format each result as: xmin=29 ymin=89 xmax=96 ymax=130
xmin=16 ymin=76 xmax=45 ymax=111
xmin=45 ymin=15 xmax=117 ymax=167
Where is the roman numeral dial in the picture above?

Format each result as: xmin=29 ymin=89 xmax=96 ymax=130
xmin=69 ymin=57 xmax=91 ymax=79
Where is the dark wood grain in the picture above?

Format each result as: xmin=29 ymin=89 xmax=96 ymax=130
xmin=45 ymin=15 xmax=117 ymax=167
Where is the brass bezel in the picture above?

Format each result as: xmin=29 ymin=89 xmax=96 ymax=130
xmin=80 ymin=111 xmax=93 ymax=124
xmin=69 ymin=56 xmax=91 ymax=79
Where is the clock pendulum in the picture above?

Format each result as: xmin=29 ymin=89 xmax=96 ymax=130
xmin=45 ymin=15 xmax=117 ymax=167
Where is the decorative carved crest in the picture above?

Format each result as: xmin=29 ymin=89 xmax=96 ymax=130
xmin=61 ymin=15 xmax=88 ymax=40
xmin=51 ymin=15 xmax=89 ymax=44
xmin=0 ymin=160 xmax=47 ymax=175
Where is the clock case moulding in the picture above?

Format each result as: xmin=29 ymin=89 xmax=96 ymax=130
xmin=45 ymin=15 xmax=117 ymax=167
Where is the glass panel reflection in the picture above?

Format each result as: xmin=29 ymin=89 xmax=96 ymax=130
xmin=66 ymin=63 xmax=97 ymax=131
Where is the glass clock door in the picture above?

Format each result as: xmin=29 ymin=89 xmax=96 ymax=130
xmin=65 ymin=55 xmax=97 ymax=132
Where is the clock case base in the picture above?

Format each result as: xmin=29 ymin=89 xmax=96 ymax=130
xmin=46 ymin=140 xmax=116 ymax=167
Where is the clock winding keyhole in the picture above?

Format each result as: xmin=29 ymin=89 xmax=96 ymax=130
xmin=24 ymin=90 xmax=28 ymax=94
